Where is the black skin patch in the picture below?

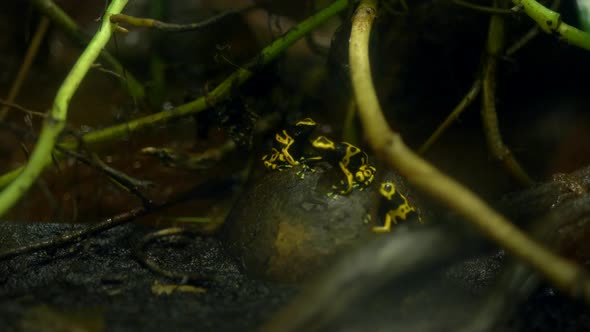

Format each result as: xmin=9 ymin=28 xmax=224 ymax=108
xmin=262 ymin=118 xmax=317 ymax=170
xmin=373 ymin=182 xmax=419 ymax=233
xmin=310 ymin=136 xmax=376 ymax=195
xmin=261 ymin=119 xmax=378 ymax=195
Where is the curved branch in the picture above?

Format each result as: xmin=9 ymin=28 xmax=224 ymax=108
xmin=350 ymin=0 xmax=590 ymax=301
xmin=31 ymin=0 xmax=145 ymax=100
xmin=0 ymin=0 xmax=129 ymax=216
xmin=481 ymin=4 xmax=533 ymax=185
xmin=0 ymin=0 xmax=349 ymax=188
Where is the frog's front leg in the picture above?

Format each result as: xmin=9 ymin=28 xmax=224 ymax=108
xmin=281 ymin=142 xmax=299 ymax=166
xmin=262 ymin=148 xmax=279 ymax=170
xmin=338 ymin=161 xmax=354 ymax=194
xmin=275 ymin=130 xmax=299 ymax=166
xmin=372 ymin=214 xmax=396 ymax=233
xmin=262 ymin=148 xmax=292 ymax=171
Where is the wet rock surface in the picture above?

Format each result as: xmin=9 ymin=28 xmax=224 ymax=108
xmin=222 ymin=162 xmax=417 ymax=282
xmin=0 ymin=221 xmax=589 ymax=331
xmin=0 ymin=222 xmax=295 ymax=332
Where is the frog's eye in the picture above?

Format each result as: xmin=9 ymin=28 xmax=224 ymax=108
xmin=349 ymin=146 xmax=358 ymax=153
xmin=380 ymin=182 xmax=395 ymax=196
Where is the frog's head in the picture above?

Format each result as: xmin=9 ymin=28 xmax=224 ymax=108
xmin=311 ymin=136 xmax=336 ymax=151
xmin=379 ymin=182 xmax=397 ymax=200
xmin=295 ymin=118 xmax=316 ymax=127
xmin=292 ymin=118 xmax=317 ymax=139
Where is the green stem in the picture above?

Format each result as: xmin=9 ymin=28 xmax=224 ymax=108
xmin=0 ymin=0 xmax=348 ymax=188
xmin=419 ymin=78 xmax=482 ymax=154
xmin=0 ymin=17 xmax=51 ymax=119
xmin=513 ymin=0 xmax=590 ymax=51
xmin=0 ymin=0 xmax=129 ymax=216
xmin=69 ymin=0 xmax=348 ymax=147
xmin=31 ymin=0 xmax=145 ymax=100
xmin=351 ymin=0 xmax=590 ymax=304
xmin=482 ymin=3 xmax=533 ymax=185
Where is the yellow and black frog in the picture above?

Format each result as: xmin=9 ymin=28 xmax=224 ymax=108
xmin=262 ymin=118 xmax=317 ymax=170
xmin=310 ymin=136 xmax=376 ymax=195
xmin=373 ymin=181 xmax=421 ymax=233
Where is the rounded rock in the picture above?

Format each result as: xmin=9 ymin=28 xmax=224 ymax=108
xmin=222 ymin=162 xmax=381 ymax=282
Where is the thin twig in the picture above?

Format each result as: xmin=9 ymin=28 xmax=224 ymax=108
xmin=0 ymin=206 xmax=146 ymax=261
xmin=418 ymin=78 xmax=482 ymax=154
xmin=381 ymin=1 xmax=408 ymax=15
xmin=505 ymin=0 xmax=561 ymax=56
xmin=142 ymin=140 xmax=236 ymax=170
xmin=0 ymin=16 xmax=50 ymax=119
xmin=452 ymin=0 xmax=514 ymax=14
xmin=0 ymin=99 xmax=47 ymax=118
xmin=0 ymin=120 xmax=153 ymax=207
xmin=0 ymin=178 xmax=236 ymax=261
xmin=135 ymin=227 xmax=209 ymax=281
xmin=505 ymin=26 xmax=539 ymax=56
xmin=481 ymin=1 xmax=533 ymax=185
xmin=350 ymin=0 xmax=590 ymax=303
xmin=110 ymin=5 xmax=255 ymax=32
xmin=56 ymin=146 xmax=154 ymax=207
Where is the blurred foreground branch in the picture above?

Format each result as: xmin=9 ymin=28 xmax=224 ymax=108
xmin=350 ymin=0 xmax=590 ymax=302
